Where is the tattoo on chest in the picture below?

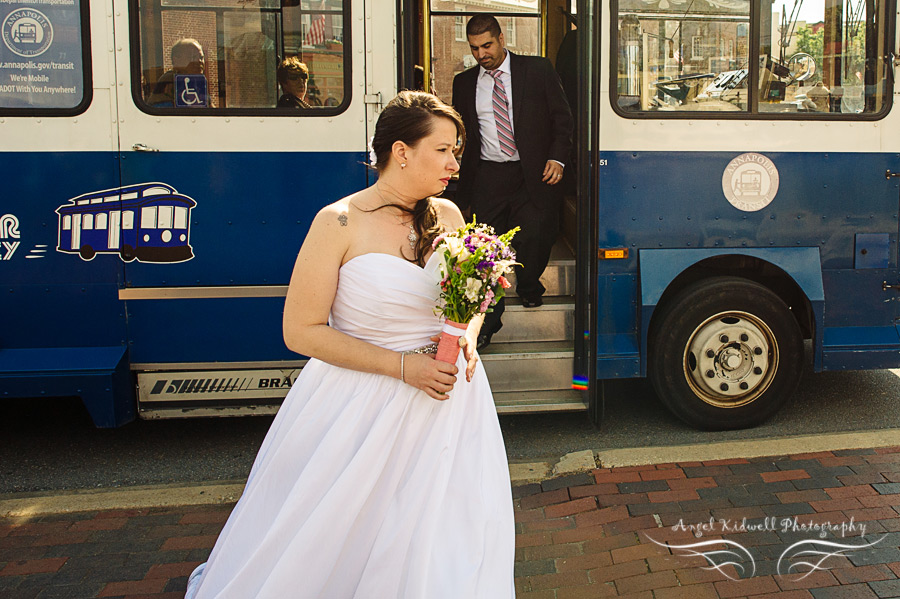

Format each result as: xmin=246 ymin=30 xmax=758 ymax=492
xmin=337 ymin=214 xmax=348 ymax=227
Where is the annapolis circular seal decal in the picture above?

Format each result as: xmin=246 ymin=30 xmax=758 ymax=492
xmin=722 ymin=153 xmax=780 ymax=212
xmin=2 ymin=8 xmax=53 ymax=58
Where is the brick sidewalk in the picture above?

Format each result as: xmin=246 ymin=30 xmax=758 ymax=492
xmin=2 ymin=447 xmax=900 ymax=598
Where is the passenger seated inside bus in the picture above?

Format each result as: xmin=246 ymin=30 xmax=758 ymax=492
xmin=276 ymin=57 xmax=312 ymax=109
xmin=146 ymin=38 xmax=207 ymax=108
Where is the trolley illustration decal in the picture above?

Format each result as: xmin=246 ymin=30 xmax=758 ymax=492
xmin=56 ymin=183 xmax=196 ymax=263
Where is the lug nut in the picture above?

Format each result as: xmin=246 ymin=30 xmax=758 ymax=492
xmin=720 ymin=383 xmax=729 ymax=391
xmin=754 ymin=347 xmax=763 ymax=355
xmin=753 ymin=366 xmax=763 ymax=375
xmin=706 ymin=370 xmax=715 ymax=378
xmin=740 ymin=333 xmax=749 ymax=342
xmin=706 ymin=349 xmax=715 ymax=358
xmin=740 ymin=382 xmax=749 ymax=390
xmin=720 ymin=334 xmax=729 ymax=343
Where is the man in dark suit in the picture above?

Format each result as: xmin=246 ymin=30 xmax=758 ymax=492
xmin=452 ymin=14 xmax=573 ymax=349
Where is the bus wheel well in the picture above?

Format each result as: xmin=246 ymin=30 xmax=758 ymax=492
xmin=650 ymin=255 xmax=814 ymax=340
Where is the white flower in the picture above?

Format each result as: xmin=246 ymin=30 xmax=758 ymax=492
xmin=464 ymin=277 xmax=482 ymax=302
xmin=445 ymin=236 xmax=466 ymax=258
xmin=368 ymin=136 xmax=377 ymax=167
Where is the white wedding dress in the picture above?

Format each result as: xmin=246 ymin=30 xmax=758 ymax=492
xmin=185 ymin=252 xmax=516 ymax=599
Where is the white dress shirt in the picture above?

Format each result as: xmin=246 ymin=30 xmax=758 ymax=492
xmin=476 ymin=50 xmax=520 ymax=162
xmin=474 ymin=50 xmax=564 ymax=169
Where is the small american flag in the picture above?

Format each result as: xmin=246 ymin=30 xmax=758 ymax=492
xmin=305 ymin=13 xmax=326 ymax=46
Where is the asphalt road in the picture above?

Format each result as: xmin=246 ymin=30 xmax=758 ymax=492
xmin=3 ymin=360 xmax=900 ymax=494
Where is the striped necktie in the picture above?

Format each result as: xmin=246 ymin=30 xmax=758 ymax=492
xmin=488 ymin=70 xmax=516 ymax=157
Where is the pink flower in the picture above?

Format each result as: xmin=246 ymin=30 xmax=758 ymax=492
xmin=479 ymin=289 xmax=495 ymax=313
xmin=498 ymin=276 xmax=511 ymax=289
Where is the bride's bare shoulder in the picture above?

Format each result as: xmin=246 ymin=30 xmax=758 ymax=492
xmin=311 ymin=193 xmax=361 ymax=232
xmin=431 ymin=197 xmax=465 ymax=229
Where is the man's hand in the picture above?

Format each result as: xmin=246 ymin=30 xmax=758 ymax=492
xmin=542 ymin=160 xmax=564 ymax=185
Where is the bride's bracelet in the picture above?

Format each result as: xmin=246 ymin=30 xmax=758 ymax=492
xmin=406 ymin=343 xmax=439 ymax=355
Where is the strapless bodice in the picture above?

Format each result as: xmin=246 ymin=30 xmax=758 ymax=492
xmin=329 ymin=252 xmax=444 ymax=352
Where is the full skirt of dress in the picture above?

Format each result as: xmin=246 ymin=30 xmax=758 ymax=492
xmin=186 ymin=253 xmax=516 ymax=599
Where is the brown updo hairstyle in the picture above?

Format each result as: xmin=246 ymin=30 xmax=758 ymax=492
xmin=370 ymin=90 xmax=466 ymax=266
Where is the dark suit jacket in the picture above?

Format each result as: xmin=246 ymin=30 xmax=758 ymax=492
xmin=452 ymin=51 xmax=574 ymax=209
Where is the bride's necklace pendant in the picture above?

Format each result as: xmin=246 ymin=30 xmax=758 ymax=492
xmin=374 ymin=183 xmax=418 ymax=251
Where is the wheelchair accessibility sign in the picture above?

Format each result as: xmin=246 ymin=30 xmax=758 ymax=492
xmin=175 ymin=75 xmax=207 ymax=107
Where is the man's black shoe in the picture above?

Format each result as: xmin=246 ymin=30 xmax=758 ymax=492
xmin=521 ymin=296 xmax=543 ymax=308
xmin=477 ymin=333 xmax=493 ymax=351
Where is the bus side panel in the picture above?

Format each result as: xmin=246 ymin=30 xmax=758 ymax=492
xmin=121 ymin=151 xmax=365 ymax=365
xmin=599 ymin=151 xmax=896 ymax=265
xmin=0 ymin=151 xmax=132 ymax=427
xmin=126 ymin=297 xmax=293 ymax=364
xmin=822 ymin=269 xmax=900 ymax=371
xmin=595 ymin=273 xmax=640 ymax=379
xmin=121 ymin=151 xmax=366 ymax=287
xmin=0 ymin=151 xmax=125 ymax=348
xmin=596 ymin=150 xmax=900 ymax=376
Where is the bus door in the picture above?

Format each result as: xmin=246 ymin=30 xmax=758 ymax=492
xmin=410 ymin=1 xmax=590 ymax=415
xmin=111 ymin=0 xmax=372 ymax=410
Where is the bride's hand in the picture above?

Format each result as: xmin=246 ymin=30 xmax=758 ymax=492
xmin=461 ymin=328 xmax=479 ymax=382
xmin=404 ymin=352 xmax=458 ymax=401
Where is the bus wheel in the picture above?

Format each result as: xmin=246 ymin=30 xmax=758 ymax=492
xmin=120 ymin=245 xmax=136 ymax=262
xmin=648 ymin=277 xmax=803 ymax=430
xmin=79 ymin=245 xmax=96 ymax=260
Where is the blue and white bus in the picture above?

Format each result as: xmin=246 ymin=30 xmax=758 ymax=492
xmin=1 ymin=0 xmax=896 ymax=430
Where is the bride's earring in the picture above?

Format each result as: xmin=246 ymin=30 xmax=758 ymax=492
xmin=401 ymin=163 xmax=407 ymax=168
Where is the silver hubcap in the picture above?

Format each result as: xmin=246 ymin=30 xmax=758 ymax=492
xmin=683 ymin=311 xmax=778 ymax=408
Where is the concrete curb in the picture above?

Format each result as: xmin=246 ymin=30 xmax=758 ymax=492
xmin=6 ymin=429 xmax=900 ymax=517
xmin=0 ymin=481 xmax=246 ymax=518
xmin=596 ymin=428 xmax=900 ymax=467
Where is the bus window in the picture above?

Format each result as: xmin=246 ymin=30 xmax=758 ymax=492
xmin=62 ymin=215 xmax=71 ymax=230
xmin=615 ymin=0 xmax=890 ymax=117
xmin=158 ymin=205 xmax=174 ymax=229
xmin=144 ymin=186 xmax=171 ymax=196
xmin=83 ymin=213 xmax=94 ymax=230
xmin=96 ymin=213 xmax=108 ymax=229
xmin=759 ymin=0 xmax=888 ymax=115
xmin=123 ymin=211 xmax=135 ymax=230
xmin=0 ymin=0 xmax=90 ymax=114
xmin=428 ymin=1 xmax=541 ymax=102
xmin=616 ymin=0 xmax=751 ymax=113
xmin=174 ymin=206 xmax=188 ymax=229
xmin=141 ymin=206 xmax=157 ymax=229
xmin=134 ymin=0 xmax=349 ymax=112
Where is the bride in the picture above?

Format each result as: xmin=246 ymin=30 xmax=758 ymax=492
xmin=185 ymin=91 xmax=516 ymax=598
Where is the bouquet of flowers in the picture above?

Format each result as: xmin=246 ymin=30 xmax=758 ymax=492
xmin=431 ymin=218 xmax=519 ymax=363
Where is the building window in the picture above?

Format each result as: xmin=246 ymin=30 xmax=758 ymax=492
xmin=455 ymin=15 xmax=465 ymax=42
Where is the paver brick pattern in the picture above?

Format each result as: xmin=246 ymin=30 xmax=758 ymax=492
xmin=2 ymin=448 xmax=900 ymax=597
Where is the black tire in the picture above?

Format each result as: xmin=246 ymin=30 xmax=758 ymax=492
xmin=120 ymin=244 xmax=136 ymax=262
xmin=79 ymin=245 xmax=95 ymax=260
xmin=648 ymin=276 xmax=803 ymax=430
